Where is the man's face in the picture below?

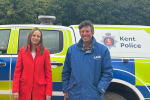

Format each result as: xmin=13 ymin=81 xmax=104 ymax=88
xmin=80 ymin=26 xmax=94 ymax=44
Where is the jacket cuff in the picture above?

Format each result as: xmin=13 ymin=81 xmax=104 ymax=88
xmin=12 ymin=90 xmax=19 ymax=93
xmin=63 ymin=89 xmax=68 ymax=93
xmin=45 ymin=92 xmax=52 ymax=96
xmin=97 ymin=87 xmax=105 ymax=94
xmin=12 ymin=88 xmax=19 ymax=93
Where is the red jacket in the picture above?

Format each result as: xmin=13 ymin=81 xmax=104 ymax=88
xmin=12 ymin=45 xmax=52 ymax=100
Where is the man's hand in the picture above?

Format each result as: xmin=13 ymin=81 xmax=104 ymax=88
xmin=46 ymin=95 xmax=51 ymax=100
xmin=12 ymin=92 xmax=19 ymax=100
xmin=64 ymin=93 xmax=68 ymax=98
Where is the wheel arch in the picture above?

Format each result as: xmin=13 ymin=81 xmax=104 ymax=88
xmin=106 ymin=79 xmax=144 ymax=100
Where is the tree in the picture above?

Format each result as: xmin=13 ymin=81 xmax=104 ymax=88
xmin=0 ymin=0 xmax=150 ymax=26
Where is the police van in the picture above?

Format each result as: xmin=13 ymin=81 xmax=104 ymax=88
xmin=0 ymin=16 xmax=150 ymax=100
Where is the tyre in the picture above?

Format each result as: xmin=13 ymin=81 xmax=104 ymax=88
xmin=104 ymin=92 xmax=126 ymax=100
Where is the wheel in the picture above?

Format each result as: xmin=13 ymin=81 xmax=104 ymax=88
xmin=104 ymin=92 xmax=126 ymax=100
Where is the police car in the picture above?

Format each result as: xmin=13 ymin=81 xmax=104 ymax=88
xmin=0 ymin=15 xmax=150 ymax=100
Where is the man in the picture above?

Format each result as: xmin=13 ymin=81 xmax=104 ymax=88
xmin=62 ymin=20 xmax=113 ymax=100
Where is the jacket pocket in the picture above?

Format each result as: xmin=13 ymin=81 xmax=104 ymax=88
xmin=38 ymin=81 xmax=47 ymax=85
xmin=67 ymin=75 xmax=77 ymax=90
xmin=19 ymin=78 xmax=27 ymax=93
xmin=19 ymin=78 xmax=24 ymax=82
xmin=92 ymin=83 xmax=97 ymax=90
xmin=86 ymin=83 xmax=101 ymax=98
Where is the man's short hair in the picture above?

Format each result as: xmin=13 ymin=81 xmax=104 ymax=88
xmin=79 ymin=20 xmax=94 ymax=33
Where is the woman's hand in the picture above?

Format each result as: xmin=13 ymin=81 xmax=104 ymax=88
xmin=12 ymin=92 xmax=19 ymax=100
xmin=46 ymin=95 xmax=51 ymax=100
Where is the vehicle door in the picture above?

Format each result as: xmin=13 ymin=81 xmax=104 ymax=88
xmin=0 ymin=27 xmax=14 ymax=100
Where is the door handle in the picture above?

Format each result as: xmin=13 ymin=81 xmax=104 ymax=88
xmin=122 ymin=59 xmax=129 ymax=63
xmin=51 ymin=62 xmax=63 ymax=66
xmin=51 ymin=61 xmax=63 ymax=68
xmin=0 ymin=62 xmax=6 ymax=67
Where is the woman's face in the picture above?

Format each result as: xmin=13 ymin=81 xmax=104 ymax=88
xmin=31 ymin=30 xmax=41 ymax=46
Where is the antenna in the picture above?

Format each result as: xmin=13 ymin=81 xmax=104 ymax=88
xmin=38 ymin=15 xmax=56 ymax=25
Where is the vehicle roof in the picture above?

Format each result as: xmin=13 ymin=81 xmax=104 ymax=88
xmin=0 ymin=24 xmax=71 ymax=30
xmin=1 ymin=24 xmax=150 ymax=29
xmin=70 ymin=24 xmax=150 ymax=28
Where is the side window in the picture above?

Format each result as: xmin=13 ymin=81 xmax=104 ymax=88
xmin=42 ymin=30 xmax=63 ymax=54
xmin=0 ymin=29 xmax=10 ymax=54
xmin=18 ymin=29 xmax=31 ymax=50
xmin=18 ymin=29 xmax=63 ymax=54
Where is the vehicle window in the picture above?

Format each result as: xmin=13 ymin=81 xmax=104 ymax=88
xmin=0 ymin=30 xmax=10 ymax=54
xmin=18 ymin=29 xmax=63 ymax=54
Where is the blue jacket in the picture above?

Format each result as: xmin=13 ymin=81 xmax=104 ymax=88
xmin=62 ymin=37 xmax=113 ymax=100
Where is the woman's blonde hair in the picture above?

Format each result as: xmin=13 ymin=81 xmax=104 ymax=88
xmin=25 ymin=27 xmax=45 ymax=54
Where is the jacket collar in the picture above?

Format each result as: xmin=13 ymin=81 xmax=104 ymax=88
xmin=27 ymin=44 xmax=40 ymax=54
xmin=77 ymin=36 xmax=96 ymax=53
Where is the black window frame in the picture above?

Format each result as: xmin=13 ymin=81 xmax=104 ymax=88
xmin=0 ymin=29 xmax=11 ymax=54
xmin=18 ymin=29 xmax=64 ymax=54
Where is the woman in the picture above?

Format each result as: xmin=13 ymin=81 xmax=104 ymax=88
xmin=12 ymin=27 xmax=52 ymax=100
